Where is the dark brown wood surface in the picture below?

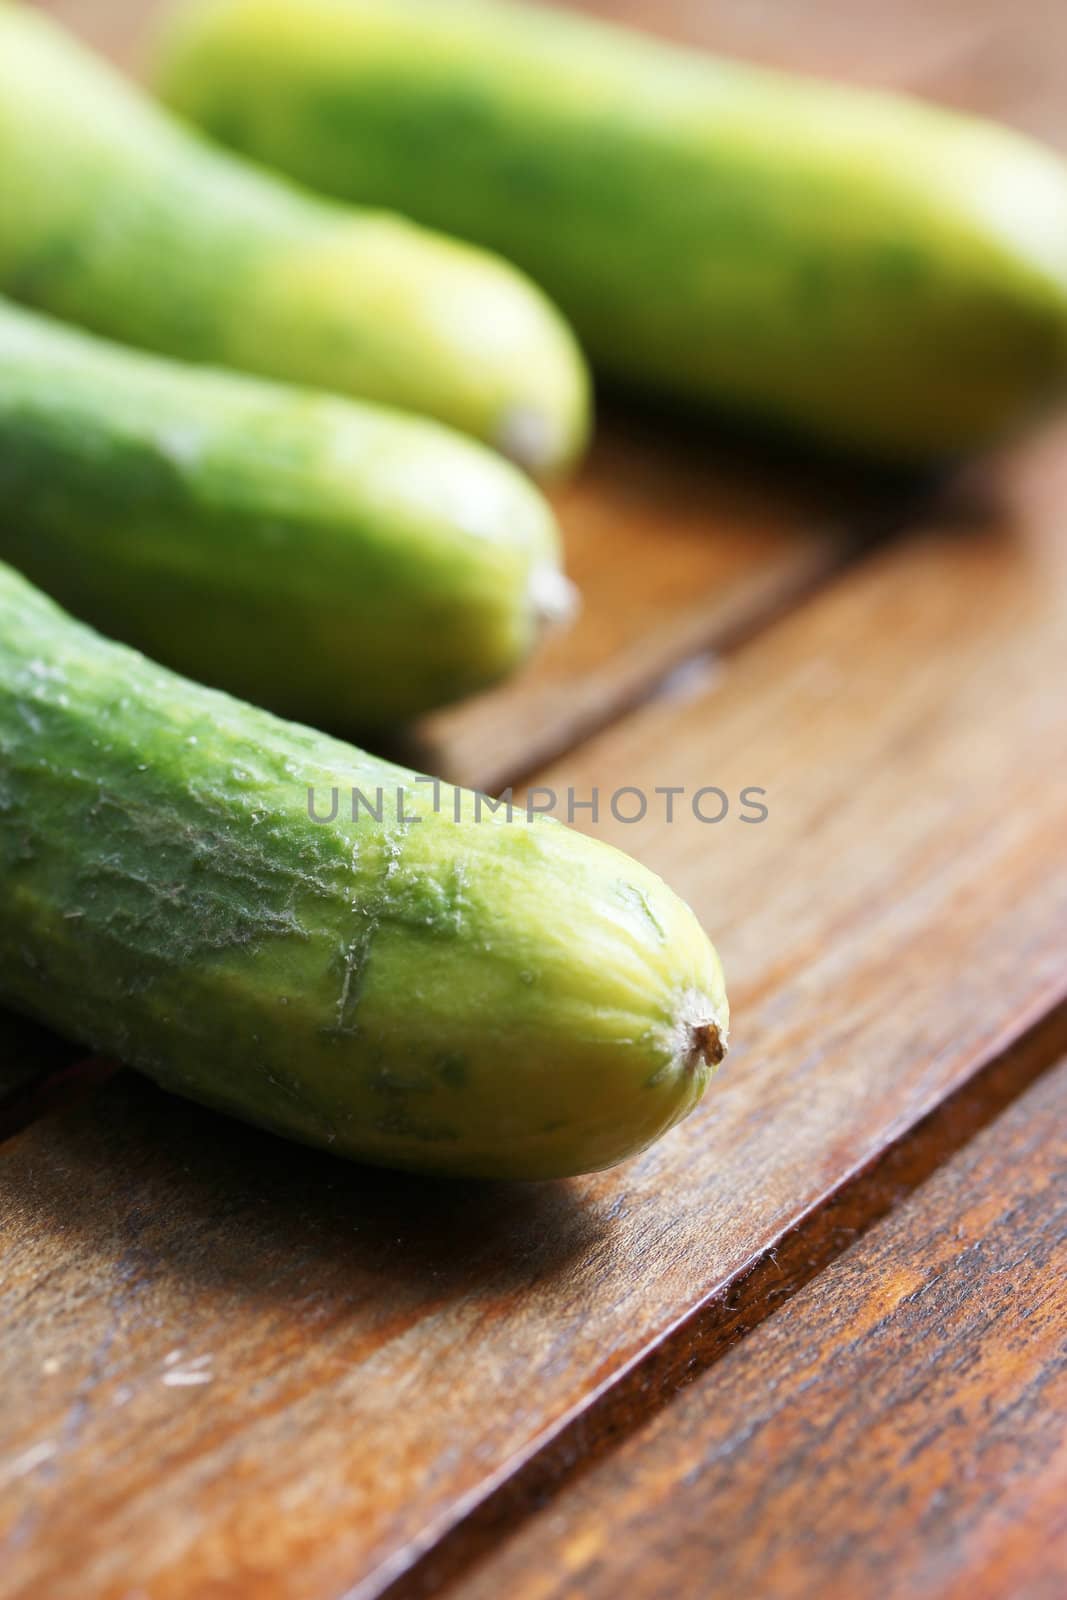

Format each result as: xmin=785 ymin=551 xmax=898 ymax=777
xmin=412 ymin=427 xmax=873 ymax=790
xmin=2 ymin=3 xmax=1066 ymax=1598
xmin=2 ymin=425 xmax=1065 ymax=1598
xmin=456 ymin=1054 xmax=1067 ymax=1600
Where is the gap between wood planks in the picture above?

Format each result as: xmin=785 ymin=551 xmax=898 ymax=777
xmin=2 ymin=10 xmax=1064 ymax=1597
xmin=411 ymin=447 xmax=1003 ymax=799
xmin=410 ymin=502 xmax=905 ymax=800
xmin=365 ymin=999 xmax=1067 ymax=1600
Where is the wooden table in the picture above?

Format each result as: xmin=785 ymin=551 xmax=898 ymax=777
xmin=3 ymin=3 xmax=1066 ymax=1597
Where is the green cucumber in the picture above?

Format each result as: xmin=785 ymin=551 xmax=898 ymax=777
xmin=0 ymin=3 xmax=590 ymax=477
xmin=157 ymin=0 xmax=1067 ymax=459
xmin=0 ymin=297 xmax=571 ymax=728
xmin=0 ymin=562 xmax=728 ymax=1179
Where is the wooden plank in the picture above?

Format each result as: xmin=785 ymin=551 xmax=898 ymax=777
xmin=453 ymin=1054 xmax=1067 ymax=1600
xmin=409 ymin=425 xmax=871 ymax=789
xmin=2 ymin=420 xmax=1066 ymax=1599
xmin=8 ymin=0 xmax=1067 ymax=1592
xmin=392 ymin=1003 xmax=1067 ymax=1600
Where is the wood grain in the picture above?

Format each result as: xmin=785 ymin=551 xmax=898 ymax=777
xmin=409 ymin=423 xmax=879 ymax=789
xmin=6 ymin=3 xmax=1067 ymax=1597
xmin=2 ymin=419 xmax=1066 ymax=1599
xmin=455 ymin=1053 xmax=1067 ymax=1600
xmin=386 ymin=999 xmax=1067 ymax=1600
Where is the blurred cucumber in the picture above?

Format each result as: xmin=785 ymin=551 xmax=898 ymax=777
xmin=0 ymin=298 xmax=572 ymax=728
xmin=158 ymin=0 xmax=1067 ymax=459
xmin=0 ymin=2 xmax=590 ymax=475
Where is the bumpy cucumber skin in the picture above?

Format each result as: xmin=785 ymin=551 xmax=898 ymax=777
xmin=0 ymin=4 xmax=590 ymax=477
xmin=0 ymin=299 xmax=565 ymax=728
xmin=158 ymin=0 xmax=1067 ymax=460
xmin=0 ymin=565 xmax=727 ymax=1179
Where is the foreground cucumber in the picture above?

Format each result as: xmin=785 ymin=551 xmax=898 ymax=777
xmin=158 ymin=0 xmax=1067 ymax=459
xmin=0 ymin=299 xmax=570 ymax=728
xmin=0 ymin=4 xmax=589 ymax=476
xmin=0 ymin=564 xmax=728 ymax=1178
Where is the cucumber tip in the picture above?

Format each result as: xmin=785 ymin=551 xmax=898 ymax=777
xmin=530 ymin=566 xmax=580 ymax=632
xmin=671 ymin=987 xmax=729 ymax=1078
xmin=497 ymin=406 xmax=565 ymax=476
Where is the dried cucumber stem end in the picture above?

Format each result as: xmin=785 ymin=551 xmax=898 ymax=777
xmin=529 ymin=565 xmax=581 ymax=632
xmin=669 ymin=985 xmax=730 ymax=1078
xmin=688 ymin=1020 xmax=727 ymax=1072
xmin=497 ymin=405 xmax=567 ymax=476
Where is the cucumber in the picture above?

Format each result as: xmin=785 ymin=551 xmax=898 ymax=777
xmin=0 ymin=297 xmax=571 ymax=728
xmin=157 ymin=0 xmax=1067 ymax=460
xmin=0 ymin=3 xmax=590 ymax=477
xmin=0 ymin=563 xmax=728 ymax=1179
